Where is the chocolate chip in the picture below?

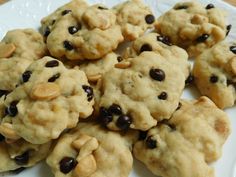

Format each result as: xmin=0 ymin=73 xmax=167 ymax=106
xmin=44 ymin=26 xmax=50 ymax=37
xmin=196 ymin=34 xmax=209 ymax=43
xmin=149 ymin=68 xmax=165 ymax=81
xmin=174 ymin=5 xmax=188 ymax=10
xmin=158 ymin=92 xmax=168 ymax=100
xmin=22 ymin=71 xmax=32 ymax=83
xmin=116 ymin=115 xmax=132 ymax=130
xmin=146 ymin=136 xmax=157 ymax=149
xmin=5 ymin=101 xmax=18 ymax=117
xmin=61 ymin=10 xmax=72 ymax=16
xmin=206 ymin=4 xmax=215 ymax=9
xmin=14 ymin=152 xmax=29 ymax=165
xmin=210 ymin=74 xmax=218 ymax=83
xmin=51 ymin=20 xmax=56 ymax=25
xmin=145 ymin=14 xmax=155 ymax=24
xmin=0 ymin=134 xmax=5 ymax=142
xmin=176 ymin=102 xmax=182 ymax=110
xmin=98 ymin=6 xmax=108 ymax=10
xmin=59 ymin=157 xmax=78 ymax=174
xmin=226 ymin=25 xmax=232 ymax=36
xmin=48 ymin=73 xmax=61 ymax=82
xmin=140 ymin=44 xmax=152 ymax=53
xmin=185 ymin=74 xmax=194 ymax=85
xmin=108 ymin=104 xmax=122 ymax=115
xmin=0 ymin=90 xmax=9 ymax=97
xmin=10 ymin=167 xmax=26 ymax=174
xmin=82 ymin=85 xmax=93 ymax=101
xmin=157 ymin=36 xmax=172 ymax=46
xmin=99 ymin=107 xmax=113 ymax=126
xmin=63 ymin=40 xmax=74 ymax=51
xmin=117 ymin=56 xmax=123 ymax=62
xmin=139 ymin=131 xmax=148 ymax=140
xmin=230 ymin=46 xmax=236 ymax=54
xmin=68 ymin=26 xmax=79 ymax=35
xmin=45 ymin=60 xmax=59 ymax=67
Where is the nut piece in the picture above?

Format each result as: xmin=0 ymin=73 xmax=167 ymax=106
xmin=72 ymin=134 xmax=92 ymax=150
xmin=115 ymin=61 xmax=131 ymax=69
xmin=87 ymin=74 xmax=102 ymax=82
xmin=0 ymin=43 xmax=16 ymax=58
xmin=0 ymin=123 xmax=21 ymax=140
xmin=30 ymin=83 xmax=61 ymax=100
xmin=73 ymin=155 xmax=97 ymax=177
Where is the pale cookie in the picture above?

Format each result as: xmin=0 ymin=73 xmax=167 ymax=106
xmin=123 ymin=32 xmax=190 ymax=78
xmin=193 ymin=42 xmax=236 ymax=108
xmin=156 ymin=1 xmax=229 ymax=57
xmin=44 ymin=2 xmax=123 ymax=60
xmin=1 ymin=57 xmax=94 ymax=144
xmin=98 ymin=52 xmax=185 ymax=131
xmin=0 ymin=139 xmax=51 ymax=173
xmin=46 ymin=123 xmax=137 ymax=177
xmin=113 ymin=0 xmax=155 ymax=41
xmin=134 ymin=124 xmax=214 ymax=177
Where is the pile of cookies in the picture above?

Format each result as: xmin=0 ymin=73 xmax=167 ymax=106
xmin=0 ymin=0 xmax=234 ymax=177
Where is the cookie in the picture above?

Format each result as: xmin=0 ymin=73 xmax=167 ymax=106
xmin=133 ymin=96 xmax=230 ymax=177
xmin=98 ymin=52 xmax=185 ymax=131
xmin=193 ymin=42 xmax=236 ymax=108
xmin=113 ymin=0 xmax=155 ymax=41
xmin=0 ymin=139 xmax=51 ymax=173
xmin=0 ymin=57 xmax=94 ymax=144
xmin=123 ymin=32 xmax=190 ymax=78
xmin=46 ymin=123 xmax=137 ymax=177
xmin=44 ymin=1 xmax=123 ymax=60
xmin=156 ymin=1 xmax=228 ymax=57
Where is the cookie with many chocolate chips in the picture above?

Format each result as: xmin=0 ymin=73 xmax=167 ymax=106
xmin=123 ymin=32 xmax=190 ymax=78
xmin=43 ymin=1 xmax=123 ymax=60
xmin=0 ymin=57 xmax=94 ymax=144
xmin=98 ymin=52 xmax=185 ymax=131
xmin=133 ymin=97 xmax=230 ymax=177
xmin=193 ymin=42 xmax=236 ymax=108
xmin=46 ymin=123 xmax=137 ymax=177
xmin=156 ymin=1 xmax=228 ymax=57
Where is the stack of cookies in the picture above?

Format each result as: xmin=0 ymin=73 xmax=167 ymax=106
xmin=0 ymin=0 xmax=234 ymax=177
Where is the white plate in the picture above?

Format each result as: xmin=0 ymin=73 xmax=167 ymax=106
xmin=0 ymin=0 xmax=236 ymax=177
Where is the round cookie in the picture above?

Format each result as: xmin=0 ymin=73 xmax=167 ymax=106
xmin=0 ymin=139 xmax=51 ymax=173
xmin=45 ymin=3 xmax=123 ymax=60
xmin=123 ymin=32 xmax=190 ymax=78
xmin=98 ymin=52 xmax=185 ymax=131
xmin=156 ymin=1 xmax=228 ymax=57
xmin=46 ymin=123 xmax=137 ymax=177
xmin=193 ymin=42 xmax=236 ymax=108
xmin=1 ymin=57 xmax=94 ymax=144
xmin=113 ymin=0 xmax=155 ymax=41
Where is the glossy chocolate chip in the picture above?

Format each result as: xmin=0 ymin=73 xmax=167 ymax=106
xmin=98 ymin=6 xmax=108 ymax=10
xmin=139 ymin=131 xmax=148 ymax=140
xmin=206 ymin=4 xmax=215 ymax=9
xmin=0 ymin=134 xmax=5 ymax=142
xmin=44 ymin=26 xmax=50 ymax=37
xmin=146 ymin=136 xmax=157 ymax=149
xmin=145 ymin=14 xmax=155 ymax=24
xmin=10 ymin=167 xmax=26 ymax=174
xmin=230 ymin=46 xmax=236 ymax=54
xmin=185 ymin=74 xmax=194 ymax=85
xmin=108 ymin=104 xmax=122 ymax=115
xmin=99 ymin=107 xmax=113 ymax=125
xmin=158 ymin=92 xmax=168 ymax=100
xmin=149 ymin=68 xmax=165 ymax=81
xmin=61 ymin=10 xmax=72 ymax=16
xmin=68 ymin=26 xmax=80 ymax=35
xmin=174 ymin=5 xmax=188 ymax=10
xmin=48 ymin=73 xmax=61 ymax=82
xmin=140 ymin=44 xmax=152 ymax=53
xmin=59 ymin=157 xmax=78 ymax=174
xmin=14 ymin=152 xmax=29 ymax=165
xmin=63 ymin=40 xmax=74 ymax=51
xmin=0 ymin=90 xmax=9 ymax=97
xmin=116 ymin=115 xmax=132 ymax=130
xmin=22 ymin=71 xmax=32 ymax=83
xmin=45 ymin=60 xmax=59 ymax=67
xmin=82 ymin=85 xmax=93 ymax=101
xmin=5 ymin=101 xmax=18 ymax=117
xmin=117 ymin=56 xmax=123 ymax=62
xmin=210 ymin=74 xmax=218 ymax=83
xmin=196 ymin=34 xmax=209 ymax=43
xmin=226 ymin=25 xmax=232 ymax=36
xmin=157 ymin=36 xmax=172 ymax=46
